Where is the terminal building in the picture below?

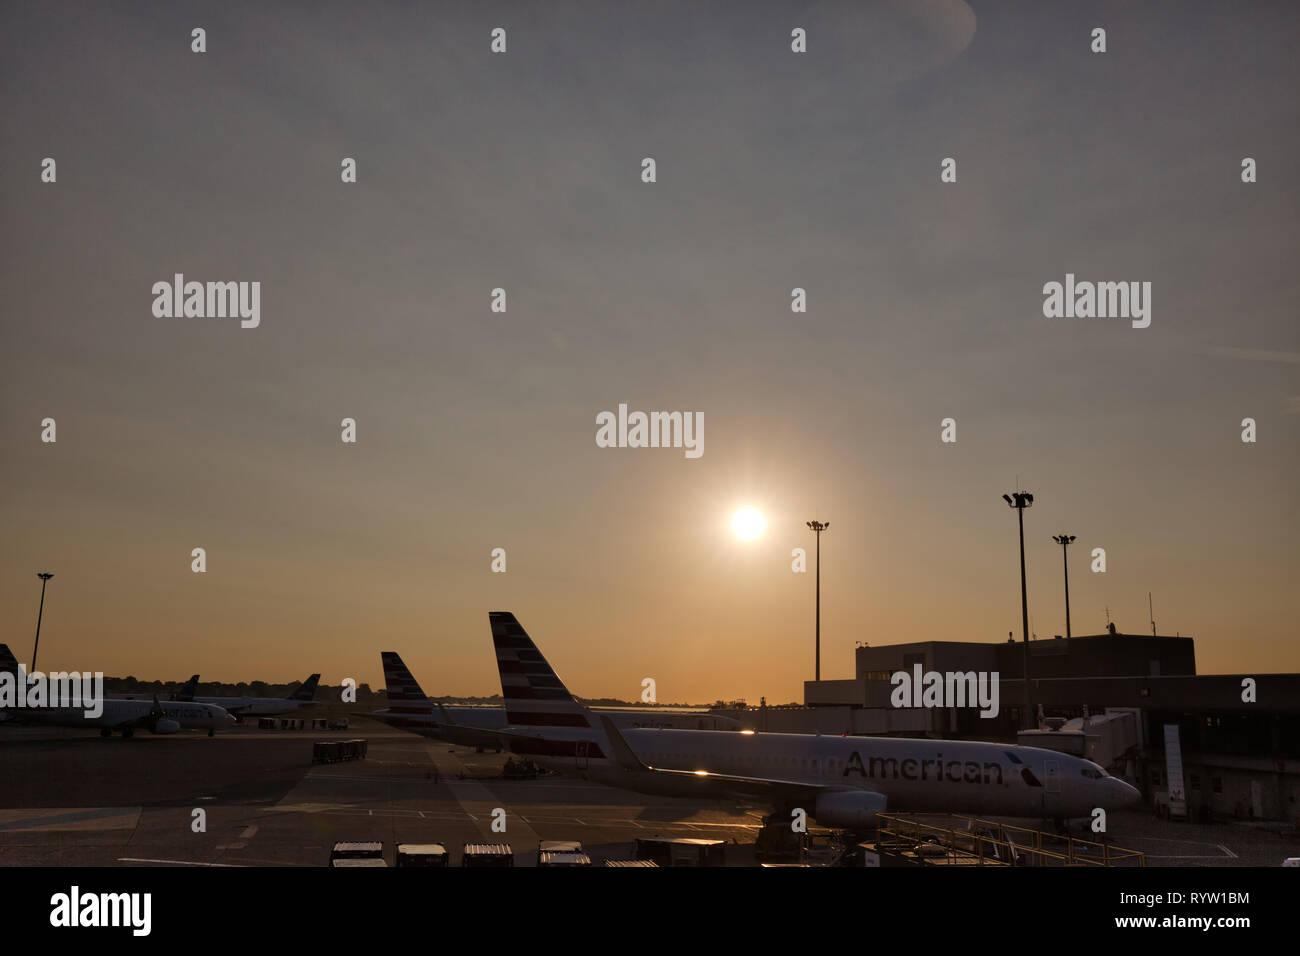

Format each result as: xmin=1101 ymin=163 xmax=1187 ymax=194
xmin=723 ymin=631 xmax=1300 ymax=824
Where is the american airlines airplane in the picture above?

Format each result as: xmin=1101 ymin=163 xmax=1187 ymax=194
xmin=371 ymin=651 xmax=739 ymax=749
xmin=483 ymin=612 xmax=1142 ymax=828
xmin=0 ymin=644 xmax=235 ymax=738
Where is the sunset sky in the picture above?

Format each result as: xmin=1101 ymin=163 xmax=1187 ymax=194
xmin=2 ymin=1 xmax=1296 ymax=705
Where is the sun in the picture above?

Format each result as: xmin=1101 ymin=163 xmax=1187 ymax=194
xmin=731 ymin=508 xmax=765 ymax=541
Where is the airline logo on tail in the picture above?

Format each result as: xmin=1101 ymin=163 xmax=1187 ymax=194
xmin=490 ymin=612 xmax=608 ymax=760
xmin=491 ymin=612 xmax=596 ymax=729
xmin=380 ymin=651 xmax=447 ymax=719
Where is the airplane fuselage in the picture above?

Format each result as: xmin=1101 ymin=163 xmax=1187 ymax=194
xmin=3 ymin=699 xmax=234 ymax=734
xmin=372 ymin=704 xmax=740 ymax=748
xmin=515 ymin=727 xmax=1138 ymax=820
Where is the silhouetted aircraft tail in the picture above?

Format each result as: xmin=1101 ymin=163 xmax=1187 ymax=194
xmin=173 ymin=674 xmax=199 ymax=701
xmin=292 ymin=674 xmax=321 ymax=702
xmin=0 ymin=644 xmax=19 ymax=677
xmin=380 ymin=653 xmax=428 ymax=703
xmin=490 ymin=612 xmax=600 ymax=731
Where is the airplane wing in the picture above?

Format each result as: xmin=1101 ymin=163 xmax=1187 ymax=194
xmin=459 ymin=717 xmax=851 ymax=805
xmin=104 ymin=712 xmax=153 ymax=730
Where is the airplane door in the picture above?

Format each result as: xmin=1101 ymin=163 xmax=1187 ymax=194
xmin=575 ymin=740 xmax=590 ymax=772
xmin=1045 ymin=759 xmax=1060 ymax=793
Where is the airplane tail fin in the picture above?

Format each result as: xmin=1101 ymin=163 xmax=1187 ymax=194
xmin=292 ymin=674 xmax=321 ymax=702
xmin=173 ymin=674 xmax=199 ymax=701
xmin=490 ymin=612 xmax=599 ymax=731
xmin=0 ymin=644 xmax=20 ymax=677
xmin=381 ymin=653 xmax=429 ymax=703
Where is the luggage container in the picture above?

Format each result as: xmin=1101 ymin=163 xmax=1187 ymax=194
xmin=396 ymin=843 xmax=449 ymax=867
xmin=538 ymin=839 xmax=590 ymax=867
xmin=634 ymin=837 xmax=726 ymax=867
xmin=461 ymin=843 xmax=513 ymax=867
xmin=329 ymin=841 xmax=383 ymax=865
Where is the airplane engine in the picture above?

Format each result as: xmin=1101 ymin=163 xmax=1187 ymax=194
xmin=814 ymin=790 xmax=888 ymax=828
xmin=150 ymin=718 xmax=181 ymax=735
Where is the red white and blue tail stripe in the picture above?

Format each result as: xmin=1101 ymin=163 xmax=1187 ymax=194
xmin=491 ymin=612 xmax=599 ymax=732
xmin=381 ymin=651 xmax=434 ymax=715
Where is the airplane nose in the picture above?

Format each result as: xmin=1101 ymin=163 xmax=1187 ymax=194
xmin=1107 ymin=778 xmax=1141 ymax=807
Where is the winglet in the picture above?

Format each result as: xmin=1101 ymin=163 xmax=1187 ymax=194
xmin=598 ymin=715 xmax=649 ymax=772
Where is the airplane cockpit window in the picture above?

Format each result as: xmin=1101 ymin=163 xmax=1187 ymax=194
xmin=1080 ymin=767 xmax=1104 ymax=779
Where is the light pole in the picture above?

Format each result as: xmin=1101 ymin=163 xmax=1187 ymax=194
xmin=1052 ymin=534 xmax=1076 ymax=639
xmin=32 ymin=572 xmax=54 ymax=673
xmin=806 ymin=520 xmax=829 ymax=682
xmin=1002 ymin=493 xmax=1033 ymax=729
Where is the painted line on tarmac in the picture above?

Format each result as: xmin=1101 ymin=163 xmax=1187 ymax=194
xmin=425 ymin=741 xmax=540 ymax=845
xmin=117 ymin=857 xmax=241 ymax=867
xmin=0 ymin=807 xmax=141 ymax=832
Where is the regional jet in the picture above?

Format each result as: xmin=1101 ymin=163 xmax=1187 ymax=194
xmin=165 ymin=673 xmax=321 ymax=719
xmin=0 ymin=644 xmax=235 ymax=738
xmin=482 ymin=613 xmax=1142 ymax=827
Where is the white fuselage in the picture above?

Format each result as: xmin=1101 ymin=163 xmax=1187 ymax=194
xmin=113 ymin=694 xmax=313 ymax=718
xmin=5 ymin=698 xmax=235 ymax=733
xmin=372 ymin=704 xmax=739 ymax=747
xmin=520 ymin=727 xmax=1139 ymax=820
